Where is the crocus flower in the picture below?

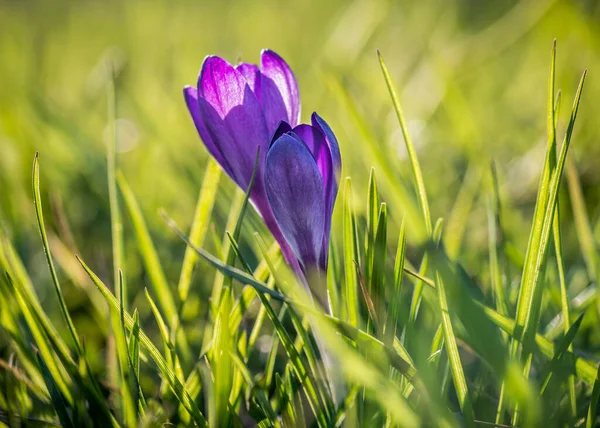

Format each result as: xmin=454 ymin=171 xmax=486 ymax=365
xmin=265 ymin=114 xmax=341 ymax=277
xmin=183 ymin=49 xmax=340 ymax=282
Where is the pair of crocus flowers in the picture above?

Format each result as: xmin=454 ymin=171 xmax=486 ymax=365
xmin=184 ymin=50 xmax=340 ymax=284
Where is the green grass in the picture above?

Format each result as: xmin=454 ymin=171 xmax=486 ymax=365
xmin=2 ymin=1 xmax=600 ymax=427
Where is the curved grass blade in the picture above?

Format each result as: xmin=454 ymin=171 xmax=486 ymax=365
xmin=377 ymin=50 xmax=432 ymax=235
xmin=324 ymin=73 xmax=425 ymax=242
xmin=32 ymin=153 xmax=82 ymax=356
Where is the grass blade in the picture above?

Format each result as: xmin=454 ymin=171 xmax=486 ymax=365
xmin=343 ymin=177 xmax=360 ymax=327
xmin=32 ymin=153 xmax=82 ymax=356
xmin=385 ymin=217 xmax=405 ymax=345
xmin=365 ymin=167 xmax=380 ymax=291
xmin=116 ymin=171 xmax=178 ymax=326
xmin=378 ymin=50 xmax=432 ymax=235
xmin=434 ymin=270 xmax=475 ymax=427
xmin=117 ymin=171 xmax=191 ymax=363
xmin=178 ymin=159 xmax=221 ymax=302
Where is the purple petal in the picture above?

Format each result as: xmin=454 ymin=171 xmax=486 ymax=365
xmin=198 ymin=56 xmax=249 ymax=118
xmin=260 ymin=50 xmax=300 ymax=132
xmin=293 ymin=125 xmax=332 ymax=204
xmin=293 ymin=124 xmax=335 ymax=268
xmin=183 ymin=85 xmax=234 ymax=177
xmin=236 ymin=62 xmax=260 ymax=94
xmin=265 ymin=134 xmax=325 ymax=270
xmin=312 ymin=112 xmax=341 ymax=176
xmin=196 ymin=56 xmax=270 ymax=190
xmin=269 ymin=121 xmax=293 ymax=148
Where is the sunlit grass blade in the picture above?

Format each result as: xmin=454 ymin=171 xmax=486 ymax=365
xmin=117 ymin=170 xmax=191 ymax=363
xmin=377 ymin=50 xmax=432 ymax=235
xmin=77 ymin=256 xmax=208 ymax=427
xmin=32 ymin=153 xmax=82 ymax=357
xmin=371 ymin=202 xmax=387 ymax=334
xmin=433 ymin=270 xmax=475 ymax=427
xmin=365 ymin=167 xmax=380 ymax=291
xmin=117 ymin=171 xmax=178 ymax=320
xmin=343 ymin=177 xmax=360 ymax=327
xmin=178 ymin=158 xmax=221 ymax=302
xmin=385 ymin=217 xmax=405 ymax=346
xmin=324 ymin=73 xmax=425 ymax=241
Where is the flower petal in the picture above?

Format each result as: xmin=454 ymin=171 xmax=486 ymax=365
xmin=269 ymin=121 xmax=293 ymax=148
xmin=292 ymin=125 xmax=332 ymax=205
xmin=266 ymin=134 xmax=325 ymax=270
xmin=183 ymin=85 xmax=234 ymax=177
xmin=312 ymin=112 xmax=341 ymax=176
xmin=309 ymin=113 xmax=340 ymax=268
xmin=236 ymin=62 xmax=260 ymax=94
xmin=260 ymin=49 xmax=300 ymax=132
xmin=198 ymin=56 xmax=248 ymax=118
xmin=293 ymin=123 xmax=336 ymax=268
xmin=194 ymin=57 xmax=270 ymax=190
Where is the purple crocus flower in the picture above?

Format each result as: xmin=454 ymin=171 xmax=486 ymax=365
xmin=265 ymin=115 xmax=341 ymax=277
xmin=183 ymin=49 xmax=340 ymax=282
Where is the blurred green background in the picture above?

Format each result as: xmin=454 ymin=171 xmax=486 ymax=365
xmin=1 ymin=0 xmax=599 ymax=367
